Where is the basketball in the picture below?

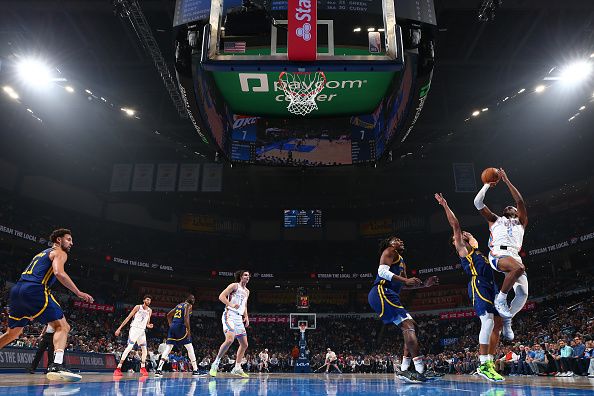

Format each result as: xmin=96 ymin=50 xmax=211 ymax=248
xmin=481 ymin=167 xmax=500 ymax=184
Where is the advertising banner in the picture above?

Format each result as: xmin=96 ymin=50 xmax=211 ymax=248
xmin=0 ymin=347 xmax=116 ymax=370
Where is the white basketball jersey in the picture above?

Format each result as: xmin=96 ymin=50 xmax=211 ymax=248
xmin=489 ymin=216 xmax=525 ymax=251
xmin=227 ymin=283 xmax=248 ymax=315
xmin=130 ymin=305 xmax=150 ymax=329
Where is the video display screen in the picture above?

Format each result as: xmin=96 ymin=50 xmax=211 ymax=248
xmin=284 ymin=210 xmax=323 ymax=228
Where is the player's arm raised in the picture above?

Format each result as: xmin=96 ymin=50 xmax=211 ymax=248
xmin=51 ymin=250 xmax=93 ymax=303
xmin=377 ymin=249 xmax=421 ymax=287
xmin=474 ymin=184 xmax=498 ymax=223
xmin=184 ymin=303 xmax=192 ymax=335
xmin=115 ymin=305 xmax=138 ymax=336
xmin=219 ymin=283 xmax=239 ymax=309
xmin=499 ymin=168 xmax=528 ymax=227
xmin=435 ymin=193 xmax=468 ymax=257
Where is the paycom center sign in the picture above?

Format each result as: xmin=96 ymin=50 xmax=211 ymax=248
xmin=212 ymin=71 xmax=396 ymax=117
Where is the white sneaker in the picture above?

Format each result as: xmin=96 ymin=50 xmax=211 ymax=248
xmin=560 ymin=372 xmax=568 ymax=377
xmin=501 ymin=318 xmax=514 ymax=340
xmin=494 ymin=298 xmax=512 ymax=318
xmin=587 ymin=373 xmax=594 ymax=378
xmin=230 ymin=367 xmax=249 ymax=378
xmin=567 ymin=371 xmax=574 ymax=377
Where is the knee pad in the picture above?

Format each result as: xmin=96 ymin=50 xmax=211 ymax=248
xmin=479 ymin=313 xmax=494 ymax=344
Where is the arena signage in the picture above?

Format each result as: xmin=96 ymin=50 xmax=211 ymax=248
xmin=110 ymin=256 xmax=174 ymax=272
xmin=73 ymin=301 xmax=115 ymax=313
xmin=528 ymin=230 xmax=594 ymax=256
xmin=0 ymin=224 xmax=46 ymax=244
xmin=213 ymin=71 xmax=396 ymax=116
xmin=439 ymin=301 xmax=535 ymax=320
xmin=315 ymin=273 xmax=374 ymax=279
xmin=418 ymin=264 xmax=461 ymax=275
xmin=0 ymin=347 xmax=116 ymax=371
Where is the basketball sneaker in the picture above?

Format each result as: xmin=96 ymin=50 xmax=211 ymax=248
xmin=494 ymin=297 xmax=513 ymax=319
xmin=487 ymin=361 xmax=504 ymax=381
xmin=209 ymin=364 xmax=218 ymax=377
xmin=113 ymin=367 xmax=123 ymax=377
xmin=192 ymin=370 xmax=207 ymax=377
xmin=46 ymin=364 xmax=82 ymax=382
xmin=140 ymin=367 xmax=148 ymax=377
xmin=501 ymin=318 xmax=514 ymax=340
xmin=154 ymin=370 xmax=163 ymax=378
xmin=396 ymin=370 xmax=427 ymax=383
xmin=230 ymin=366 xmax=249 ymax=378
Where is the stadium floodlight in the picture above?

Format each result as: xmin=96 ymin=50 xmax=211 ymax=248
xmin=16 ymin=58 xmax=55 ymax=86
xmin=517 ymin=88 xmax=525 ymax=93
xmin=378 ymin=28 xmax=385 ymax=32
xmin=65 ymin=86 xmax=75 ymax=93
xmin=559 ymin=61 xmax=592 ymax=84
xmin=120 ymin=107 xmax=135 ymax=116
xmin=579 ymin=105 xmax=586 ymax=111
xmin=3 ymin=86 xmax=19 ymax=99
xmin=535 ymin=85 xmax=546 ymax=93
xmin=367 ymin=27 xmax=375 ymax=32
xmin=353 ymin=27 xmax=361 ymax=32
xmin=482 ymin=107 xmax=488 ymax=112
xmin=472 ymin=110 xmax=480 ymax=117
xmin=502 ymin=96 xmax=509 ymax=101
xmin=85 ymin=89 xmax=93 ymax=94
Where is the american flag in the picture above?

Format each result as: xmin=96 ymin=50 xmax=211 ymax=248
xmin=224 ymin=41 xmax=246 ymax=53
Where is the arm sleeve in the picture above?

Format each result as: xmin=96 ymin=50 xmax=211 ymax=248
xmin=473 ymin=183 xmax=490 ymax=210
xmin=378 ymin=265 xmax=395 ymax=281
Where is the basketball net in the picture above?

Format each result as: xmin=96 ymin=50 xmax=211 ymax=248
xmin=278 ymin=72 xmax=326 ymax=116
xmin=298 ymin=323 xmax=308 ymax=334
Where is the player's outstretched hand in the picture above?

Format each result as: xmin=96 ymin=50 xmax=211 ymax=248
xmin=498 ymin=168 xmax=509 ymax=183
xmin=115 ymin=329 xmax=121 ymax=337
xmin=243 ymin=316 xmax=250 ymax=328
xmin=77 ymin=291 xmax=94 ymax=303
xmin=146 ymin=323 xmax=154 ymax=329
xmin=405 ymin=277 xmax=422 ymax=287
xmin=434 ymin=193 xmax=447 ymax=206
xmin=424 ymin=276 xmax=439 ymax=287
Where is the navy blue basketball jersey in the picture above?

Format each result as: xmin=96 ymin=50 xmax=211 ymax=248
xmin=19 ymin=248 xmax=56 ymax=287
xmin=460 ymin=248 xmax=494 ymax=281
xmin=171 ymin=302 xmax=189 ymax=325
xmin=373 ymin=253 xmax=405 ymax=294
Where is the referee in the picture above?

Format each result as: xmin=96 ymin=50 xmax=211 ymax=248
xmin=29 ymin=324 xmax=55 ymax=373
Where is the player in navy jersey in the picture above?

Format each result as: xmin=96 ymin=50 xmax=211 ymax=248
xmin=0 ymin=228 xmax=93 ymax=381
xmin=368 ymin=236 xmax=438 ymax=383
xmin=155 ymin=295 xmax=203 ymax=377
xmin=435 ymin=193 xmax=504 ymax=382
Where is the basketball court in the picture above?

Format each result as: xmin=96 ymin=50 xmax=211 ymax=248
xmin=1 ymin=373 xmax=593 ymax=395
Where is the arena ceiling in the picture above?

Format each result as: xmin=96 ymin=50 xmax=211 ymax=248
xmin=1 ymin=0 xmax=593 ymax=205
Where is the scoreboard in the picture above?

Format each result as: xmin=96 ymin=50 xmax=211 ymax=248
xmin=284 ymin=210 xmax=323 ymax=228
xmin=174 ymin=0 xmax=436 ymax=26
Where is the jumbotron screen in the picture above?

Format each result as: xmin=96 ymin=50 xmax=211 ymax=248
xmin=283 ymin=210 xmax=323 ymax=228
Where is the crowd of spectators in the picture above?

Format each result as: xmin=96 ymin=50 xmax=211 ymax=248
xmin=2 ymin=279 xmax=593 ymax=377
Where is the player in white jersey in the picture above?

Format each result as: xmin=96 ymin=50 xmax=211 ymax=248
xmin=258 ymin=349 xmax=269 ymax=372
xmin=324 ymin=348 xmax=342 ymax=373
xmin=113 ymin=295 xmax=153 ymax=377
xmin=209 ymin=270 xmax=251 ymax=378
xmin=474 ymin=168 xmax=528 ymax=340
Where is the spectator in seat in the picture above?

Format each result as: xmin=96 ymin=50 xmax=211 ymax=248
xmin=495 ymin=346 xmax=518 ymax=375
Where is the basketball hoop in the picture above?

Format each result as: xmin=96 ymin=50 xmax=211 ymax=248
xmin=278 ymin=71 xmax=326 ymax=116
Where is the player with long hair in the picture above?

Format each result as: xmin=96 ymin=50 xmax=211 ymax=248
xmin=209 ymin=270 xmax=251 ymax=378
